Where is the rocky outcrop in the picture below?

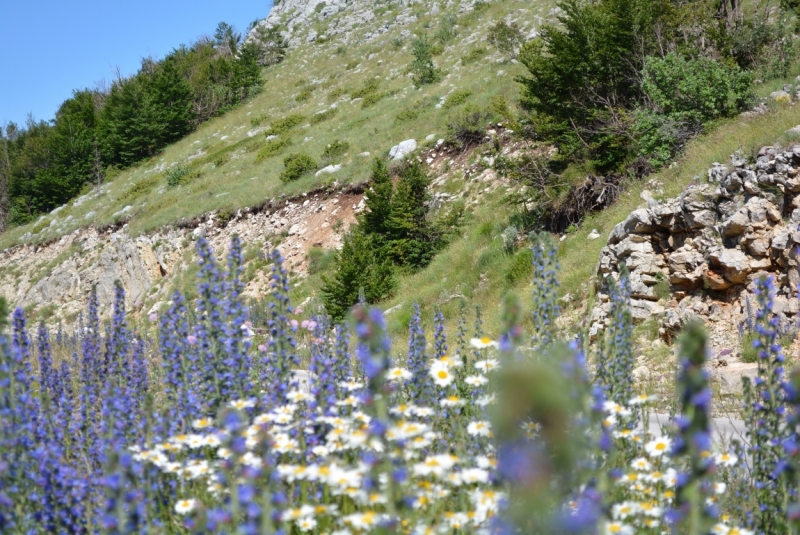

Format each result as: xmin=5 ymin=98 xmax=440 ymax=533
xmin=0 ymin=187 xmax=363 ymax=320
xmin=247 ymin=0 xmax=488 ymax=48
xmin=594 ymin=145 xmax=800 ymax=353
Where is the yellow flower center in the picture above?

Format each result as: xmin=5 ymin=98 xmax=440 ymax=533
xmin=437 ymin=370 xmax=448 ymax=379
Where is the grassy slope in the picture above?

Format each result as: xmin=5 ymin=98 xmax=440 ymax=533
xmin=0 ymin=0 xmax=550 ymax=249
xmin=4 ymin=0 xmax=800 ymax=357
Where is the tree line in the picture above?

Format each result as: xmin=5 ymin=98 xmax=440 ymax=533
xmin=0 ymin=21 xmax=286 ymax=230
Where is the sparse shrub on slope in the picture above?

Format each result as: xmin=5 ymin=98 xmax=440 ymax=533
xmin=321 ymin=140 xmax=349 ymax=164
xmin=487 ymin=20 xmax=524 ymax=59
xmin=410 ymin=35 xmax=440 ymax=87
xmin=279 ymin=152 xmax=317 ymax=182
xmin=447 ymin=104 xmax=494 ymax=149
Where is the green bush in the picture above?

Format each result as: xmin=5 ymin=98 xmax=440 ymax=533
xmin=280 ymin=153 xmax=317 ymax=182
xmin=267 ymin=114 xmax=305 ymax=135
xmin=321 ymin=140 xmax=349 ymax=164
xmin=361 ymin=91 xmax=387 ymax=108
xmin=255 ymin=138 xmax=292 ymax=162
xmin=166 ymin=165 xmax=190 ymax=187
xmin=435 ymin=14 xmax=458 ymax=44
xmin=487 ymin=20 xmax=524 ymax=59
xmin=447 ymin=104 xmax=493 ymax=148
xmin=410 ymin=35 xmax=440 ymax=87
xmin=461 ymin=47 xmax=488 ymax=64
xmin=307 ymin=246 xmax=337 ymax=275
xmin=321 ymin=230 xmax=396 ymax=320
xmin=395 ymin=108 xmax=421 ymax=123
xmin=350 ymin=79 xmax=380 ymax=99
xmin=642 ymin=53 xmax=754 ymax=123
xmin=310 ymin=108 xmax=338 ymax=124
xmin=444 ymin=89 xmax=473 ymax=108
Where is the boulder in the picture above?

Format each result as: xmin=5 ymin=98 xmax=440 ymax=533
xmin=608 ymin=208 xmax=657 ymax=243
xmin=721 ymin=209 xmax=749 ymax=237
xmin=710 ymin=362 xmax=758 ymax=396
xmin=389 ymin=139 xmax=417 ymax=160
xmin=708 ymin=162 xmax=728 ymax=183
xmin=709 ymin=248 xmax=750 ymax=284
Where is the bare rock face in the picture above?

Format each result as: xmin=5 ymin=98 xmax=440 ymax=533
xmin=593 ymin=144 xmax=800 ymax=364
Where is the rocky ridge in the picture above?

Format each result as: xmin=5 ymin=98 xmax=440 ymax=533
xmin=248 ymin=0 xmax=496 ymax=48
xmin=593 ymin=143 xmax=800 ymax=392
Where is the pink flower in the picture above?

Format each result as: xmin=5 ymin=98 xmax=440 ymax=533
xmin=307 ymin=320 xmax=318 ymax=331
xmin=295 ymin=307 xmax=304 ymax=314
xmin=187 ymin=335 xmax=197 ymax=345
xmin=148 ymin=313 xmax=157 ymax=322
xmin=301 ymin=320 xmax=310 ymax=329
xmin=290 ymin=319 xmax=299 ymax=331
xmin=258 ymin=344 xmax=267 ymax=352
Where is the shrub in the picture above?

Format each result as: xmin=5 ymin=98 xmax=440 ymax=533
xmin=435 ymin=14 xmax=458 ymax=44
xmin=255 ymin=137 xmax=292 ymax=162
xmin=410 ymin=35 xmax=440 ymax=87
xmin=267 ymin=113 xmax=305 ymax=135
xmin=487 ymin=20 xmax=525 ymax=59
xmin=395 ymin=108 xmax=420 ymax=123
xmin=361 ymin=91 xmax=386 ymax=108
xmin=165 ymin=165 xmax=190 ymax=187
xmin=443 ymin=89 xmax=472 ymax=108
xmin=461 ymin=46 xmax=488 ymax=64
xmin=321 ymin=230 xmax=396 ymax=320
xmin=307 ymin=246 xmax=337 ymax=275
xmin=447 ymin=104 xmax=493 ymax=148
xmin=350 ymin=79 xmax=380 ymax=99
xmin=642 ymin=53 xmax=754 ymax=123
xmin=310 ymin=107 xmax=338 ymax=124
xmin=321 ymin=140 xmax=349 ymax=164
xmin=280 ymin=153 xmax=317 ymax=182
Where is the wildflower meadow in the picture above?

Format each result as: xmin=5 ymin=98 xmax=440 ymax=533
xmin=0 ymin=233 xmax=798 ymax=534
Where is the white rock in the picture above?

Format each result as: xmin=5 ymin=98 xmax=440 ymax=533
xmin=315 ymin=164 xmax=342 ymax=176
xmin=425 ymin=134 xmax=436 ymax=141
xmin=389 ymin=139 xmax=417 ymax=160
xmin=587 ymin=229 xmax=601 ymax=240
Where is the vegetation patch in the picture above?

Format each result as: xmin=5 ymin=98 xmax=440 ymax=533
xmin=255 ymin=138 xmax=292 ymax=162
xmin=280 ymin=153 xmax=318 ymax=183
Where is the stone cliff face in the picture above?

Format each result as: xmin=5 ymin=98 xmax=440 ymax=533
xmin=593 ymin=145 xmax=800 ymax=387
xmin=1 ymin=187 xmax=363 ymax=321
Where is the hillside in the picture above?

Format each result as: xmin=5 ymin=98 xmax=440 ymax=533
xmin=1 ymin=0 xmax=799 ymax=350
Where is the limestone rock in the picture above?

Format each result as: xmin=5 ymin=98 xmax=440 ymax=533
xmin=709 ymin=248 xmax=750 ymax=284
xmin=389 ymin=139 xmax=417 ymax=160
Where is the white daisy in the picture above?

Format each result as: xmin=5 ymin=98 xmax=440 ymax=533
xmin=175 ymin=498 xmax=197 ymax=514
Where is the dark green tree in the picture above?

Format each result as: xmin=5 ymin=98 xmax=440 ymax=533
xmin=359 ymin=159 xmax=393 ymax=237
xmin=99 ymin=75 xmax=154 ymax=166
xmin=386 ymin=161 xmax=438 ymax=268
xmin=410 ymin=35 xmax=439 ymax=87
xmin=321 ymin=230 xmax=396 ymax=321
xmin=146 ymin=58 xmax=195 ymax=147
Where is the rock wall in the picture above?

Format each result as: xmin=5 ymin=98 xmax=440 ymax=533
xmin=0 ymin=187 xmax=363 ymax=321
xmin=594 ymin=145 xmax=800 ymax=359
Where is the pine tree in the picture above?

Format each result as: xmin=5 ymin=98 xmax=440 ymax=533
xmin=386 ymin=161 xmax=438 ymax=268
xmin=359 ymin=159 xmax=393 ymax=238
xmin=410 ymin=35 xmax=439 ymax=87
xmin=321 ymin=230 xmax=396 ymax=321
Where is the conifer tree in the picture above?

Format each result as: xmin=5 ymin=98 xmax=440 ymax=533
xmin=386 ymin=161 xmax=438 ymax=268
xmin=359 ymin=158 xmax=393 ymax=238
xmin=321 ymin=230 xmax=396 ymax=321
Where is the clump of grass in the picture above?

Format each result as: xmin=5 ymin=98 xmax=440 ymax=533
xmin=120 ymin=175 xmax=160 ymax=201
xmin=350 ymin=79 xmax=380 ymax=99
xmin=307 ymin=246 xmax=337 ymax=275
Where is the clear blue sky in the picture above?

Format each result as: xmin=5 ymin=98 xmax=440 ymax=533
xmin=0 ymin=0 xmax=273 ymax=127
